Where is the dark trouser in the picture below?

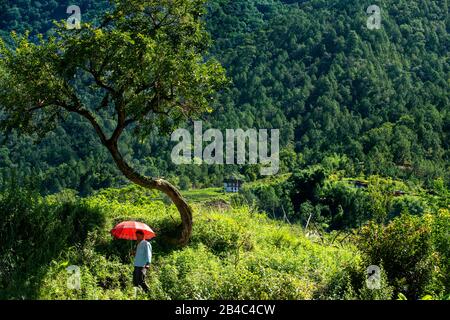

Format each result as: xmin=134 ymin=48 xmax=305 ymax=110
xmin=133 ymin=267 xmax=149 ymax=292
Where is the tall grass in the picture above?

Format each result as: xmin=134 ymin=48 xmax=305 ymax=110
xmin=0 ymin=185 xmax=359 ymax=300
xmin=1 ymin=184 xmax=448 ymax=300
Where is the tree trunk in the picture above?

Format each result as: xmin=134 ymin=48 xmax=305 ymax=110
xmin=106 ymin=142 xmax=193 ymax=246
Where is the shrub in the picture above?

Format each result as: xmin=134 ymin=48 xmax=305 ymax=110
xmin=157 ymin=244 xmax=224 ymax=300
xmin=389 ymin=196 xmax=426 ymax=219
xmin=430 ymin=209 xmax=450 ymax=296
xmin=0 ymin=186 xmax=105 ymax=299
xmin=191 ymin=213 xmax=243 ymax=255
xmin=356 ymin=214 xmax=435 ymax=299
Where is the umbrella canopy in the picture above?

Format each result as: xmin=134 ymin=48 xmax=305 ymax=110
xmin=111 ymin=221 xmax=156 ymax=240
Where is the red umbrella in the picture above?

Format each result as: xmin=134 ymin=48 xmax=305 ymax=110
xmin=111 ymin=221 xmax=156 ymax=240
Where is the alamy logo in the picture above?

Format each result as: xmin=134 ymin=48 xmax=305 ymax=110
xmin=66 ymin=5 xmax=81 ymax=30
xmin=66 ymin=265 xmax=81 ymax=290
xmin=171 ymin=121 xmax=279 ymax=176
xmin=366 ymin=265 xmax=381 ymax=290
xmin=367 ymin=5 xmax=382 ymax=30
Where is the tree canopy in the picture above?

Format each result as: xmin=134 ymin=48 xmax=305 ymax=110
xmin=0 ymin=0 xmax=448 ymax=194
xmin=0 ymin=0 xmax=227 ymax=245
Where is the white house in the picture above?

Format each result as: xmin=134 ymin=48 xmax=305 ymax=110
xmin=223 ymin=178 xmax=243 ymax=193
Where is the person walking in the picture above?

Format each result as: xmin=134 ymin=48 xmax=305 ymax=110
xmin=133 ymin=230 xmax=152 ymax=293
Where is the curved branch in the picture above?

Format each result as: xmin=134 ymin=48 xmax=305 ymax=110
xmin=59 ymin=98 xmax=108 ymax=145
xmin=88 ymin=64 xmax=117 ymax=95
xmin=106 ymin=141 xmax=193 ymax=245
xmin=73 ymin=99 xmax=193 ymax=245
xmin=75 ymin=108 xmax=109 ymax=145
xmin=109 ymin=104 xmax=126 ymax=143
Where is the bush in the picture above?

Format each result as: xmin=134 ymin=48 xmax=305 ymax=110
xmin=389 ymin=196 xmax=426 ymax=218
xmin=220 ymin=264 xmax=315 ymax=300
xmin=157 ymin=244 xmax=224 ymax=300
xmin=0 ymin=186 xmax=105 ymax=299
xmin=356 ymin=214 xmax=436 ymax=299
xmin=430 ymin=209 xmax=450 ymax=296
xmin=191 ymin=213 xmax=243 ymax=255
xmin=38 ymin=244 xmax=135 ymax=300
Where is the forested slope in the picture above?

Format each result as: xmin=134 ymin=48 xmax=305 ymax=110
xmin=206 ymin=0 xmax=449 ymax=181
xmin=0 ymin=0 xmax=449 ymax=193
xmin=1 ymin=1 xmax=449 ymax=300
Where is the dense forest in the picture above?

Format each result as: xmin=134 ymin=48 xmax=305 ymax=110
xmin=0 ymin=0 xmax=449 ymax=302
xmin=0 ymin=0 xmax=448 ymax=195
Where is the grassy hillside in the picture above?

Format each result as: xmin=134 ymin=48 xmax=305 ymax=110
xmin=1 ymin=174 xmax=449 ymax=300
xmin=0 ymin=185 xmax=360 ymax=300
xmin=0 ymin=0 xmax=449 ymax=301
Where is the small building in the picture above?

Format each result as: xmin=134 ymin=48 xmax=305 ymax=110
xmin=224 ymin=178 xmax=243 ymax=193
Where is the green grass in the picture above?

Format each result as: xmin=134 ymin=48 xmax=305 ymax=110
xmin=182 ymin=187 xmax=232 ymax=203
xmin=2 ymin=181 xmax=448 ymax=300
xmin=243 ymin=174 xmax=291 ymax=189
xmin=93 ymin=184 xmax=233 ymax=204
xmin=0 ymin=185 xmax=360 ymax=300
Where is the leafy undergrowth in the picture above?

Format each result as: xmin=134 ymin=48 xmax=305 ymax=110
xmin=2 ymin=185 xmax=448 ymax=300
xmin=2 ymin=187 xmax=358 ymax=300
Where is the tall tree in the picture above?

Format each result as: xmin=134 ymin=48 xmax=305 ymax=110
xmin=0 ymin=0 xmax=227 ymax=245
